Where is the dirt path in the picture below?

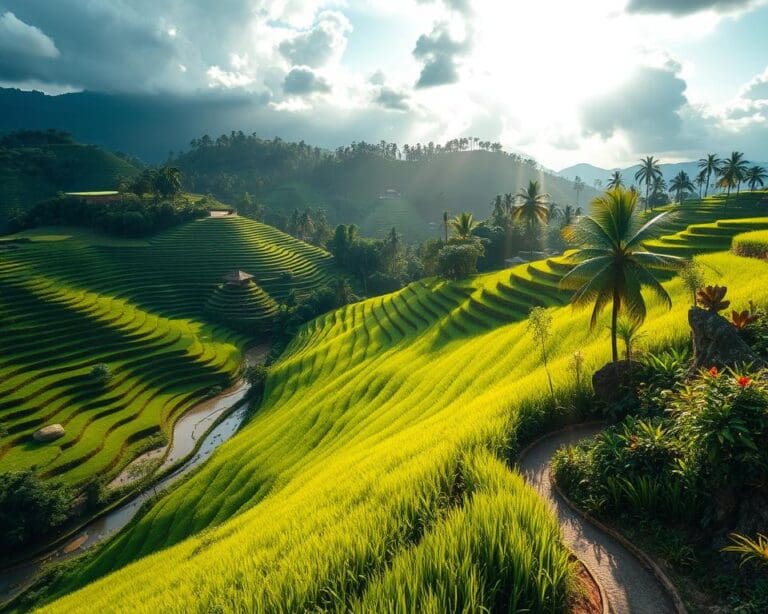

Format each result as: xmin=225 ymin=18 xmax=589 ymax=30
xmin=519 ymin=423 xmax=677 ymax=614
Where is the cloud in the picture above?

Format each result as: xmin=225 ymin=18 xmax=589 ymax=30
xmin=283 ymin=67 xmax=331 ymax=95
xmin=375 ymin=86 xmax=410 ymax=111
xmin=0 ymin=11 xmax=59 ymax=59
xmin=278 ymin=10 xmax=351 ymax=68
xmin=626 ymin=0 xmax=759 ymax=15
xmin=743 ymin=66 xmax=768 ymax=100
xmin=413 ymin=22 xmax=471 ymax=88
xmin=580 ymin=63 xmax=688 ymax=149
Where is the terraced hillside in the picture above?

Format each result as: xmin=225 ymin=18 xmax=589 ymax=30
xmin=0 ymin=216 xmax=336 ymax=486
xmin=37 ymin=243 xmax=768 ymax=613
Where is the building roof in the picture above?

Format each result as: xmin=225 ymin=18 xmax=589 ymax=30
xmin=64 ymin=191 xmax=120 ymax=197
xmin=223 ymin=270 xmax=255 ymax=284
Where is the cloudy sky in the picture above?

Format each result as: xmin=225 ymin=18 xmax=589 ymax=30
xmin=1 ymin=0 xmax=768 ymax=168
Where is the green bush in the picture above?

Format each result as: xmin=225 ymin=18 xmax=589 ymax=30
xmin=0 ymin=471 xmax=72 ymax=551
xmin=733 ymin=230 xmax=768 ymax=259
xmin=437 ymin=243 xmax=482 ymax=279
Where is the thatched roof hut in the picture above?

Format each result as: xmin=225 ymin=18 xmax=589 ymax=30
xmin=222 ymin=270 xmax=254 ymax=285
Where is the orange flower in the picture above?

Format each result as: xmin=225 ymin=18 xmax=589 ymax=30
xmin=737 ymin=376 xmax=751 ymax=388
xmin=709 ymin=366 xmax=719 ymax=377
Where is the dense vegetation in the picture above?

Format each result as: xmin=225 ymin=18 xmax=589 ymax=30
xmin=25 ymin=186 xmax=768 ymax=611
xmin=0 ymin=130 xmax=139 ymax=232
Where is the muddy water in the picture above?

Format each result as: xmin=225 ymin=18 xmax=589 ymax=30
xmin=0 ymin=344 xmax=269 ymax=607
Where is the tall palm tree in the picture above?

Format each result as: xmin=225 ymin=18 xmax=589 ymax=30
xmin=717 ymin=171 xmax=737 ymax=209
xmin=634 ymin=156 xmax=663 ymax=212
xmin=560 ymin=187 xmax=682 ymax=363
xmin=449 ymin=212 xmax=478 ymax=241
xmin=695 ymin=169 xmax=707 ymax=199
xmin=512 ymin=180 xmax=550 ymax=257
xmin=697 ymin=153 xmax=721 ymax=198
xmin=745 ymin=165 xmax=767 ymax=191
xmin=607 ymin=170 xmax=624 ymax=189
xmin=720 ymin=151 xmax=750 ymax=204
xmin=669 ymin=171 xmax=696 ymax=205
xmin=548 ymin=201 xmax=562 ymax=221
xmin=573 ymin=176 xmax=585 ymax=208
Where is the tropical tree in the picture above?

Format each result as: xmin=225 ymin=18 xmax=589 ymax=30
xmin=442 ymin=211 xmax=449 ymax=243
xmin=719 ymin=151 xmax=750 ymax=203
xmin=560 ymin=187 xmax=683 ymax=363
xmin=669 ymin=171 xmax=696 ymax=205
xmin=745 ymin=165 xmax=767 ymax=191
xmin=615 ymin=318 xmax=645 ymax=363
xmin=449 ymin=212 xmax=478 ymax=241
xmin=717 ymin=169 xmax=738 ymax=209
xmin=573 ymin=176 xmax=585 ymax=208
xmin=548 ymin=201 xmax=562 ymax=221
xmin=512 ymin=180 xmax=550 ymax=257
xmin=695 ymin=169 xmax=707 ymax=199
xmin=607 ymin=170 xmax=624 ymax=189
xmin=697 ymin=153 xmax=721 ymax=198
xmin=383 ymin=227 xmax=402 ymax=276
xmin=154 ymin=166 xmax=183 ymax=200
xmin=634 ymin=156 xmax=663 ymax=212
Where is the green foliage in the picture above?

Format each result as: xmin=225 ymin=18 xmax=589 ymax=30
xmin=88 ymin=363 xmax=112 ymax=385
xmin=0 ymin=471 xmax=71 ymax=552
xmin=437 ymin=243 xmax=481 ymax=279
xmin=696 ymin=285 xmax=730 ymax=313
xmin=723 ymin=533 xmax=768 ymax=568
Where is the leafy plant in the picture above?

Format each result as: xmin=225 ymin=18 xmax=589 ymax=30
xmin=696 ymin=285 xmax=730 ymax=313
xmin=732 ymin=302 xmax=759 ymax=329
xmin=723 ymin=533 xmax=768 ymax=568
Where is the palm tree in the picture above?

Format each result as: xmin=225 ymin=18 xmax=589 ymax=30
xmin=634 ymin=156 xmax=663 ymax=212
xmin=512 ymin=180 xmax=550 ymax=257
xmin=606 ymin=170 xmax=624 ymax=189
xmin=669 ymin=171 xmax=696 ymax=205
xmin=616 ymin=318 xmax=645 ymax=363
xmin=384 ymin=227 xmax=401 ymax=276
xmin=548 ymin=201 xmax=562 ymax=221
xmin=449 ymin=212 xmax=478 ymax=241
xmin=697 ymin=153 xmax=721 ymax=198
xmin=442 ymin=211 xmax=449 ymax=243
xmin=695 ymin=169 xmax=707 ymax=199
xmin=745 ymin=165 xmax=767 ymax=191
xmin=560 ymin=187 xmax=683 ymax=363
xmin=573 ymin=176 xmax=585 ymax=208
xmin=719 ymin=151 xmax=750 ymax=204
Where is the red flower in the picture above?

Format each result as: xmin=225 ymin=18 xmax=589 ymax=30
xmin=737 ymin=376 xmax=751 ymax=388
xmin=709 ymin=366 xmax=719 ymax=377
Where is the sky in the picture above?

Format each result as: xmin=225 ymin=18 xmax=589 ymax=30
xmin=0 ymin=0 xmax=768 ymax=169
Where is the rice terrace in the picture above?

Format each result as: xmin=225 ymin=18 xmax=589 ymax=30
xmin=3 ymin=2 xmax=768 ymax=613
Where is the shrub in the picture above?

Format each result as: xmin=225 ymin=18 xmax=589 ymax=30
xmin=437 ymin=243 xmax=481 ymax=280
xmin=733 ymin=230 xmax=768 ymax=260
xmin=0 ymin=471 xmax=72 ymax=551
xmin=89 ymin=363 xmax=112 ymax=385
xmin=696 ymin=285 xmax=730 ymax=313
xmin=245 ymin=364 xmax=269 ymax=398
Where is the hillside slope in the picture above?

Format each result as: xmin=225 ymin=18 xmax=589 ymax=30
xmin=0 ymin=217 xmax=336 ymax=486
xmin=36 ymin=224 xmax=768 ymax=611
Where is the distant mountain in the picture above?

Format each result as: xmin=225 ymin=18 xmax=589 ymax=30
xmin=558 ymin=160 xmax=768 ymax=190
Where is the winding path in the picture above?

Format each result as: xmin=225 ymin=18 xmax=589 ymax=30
xmin=519 ymin=423 xmax=677 ymax=614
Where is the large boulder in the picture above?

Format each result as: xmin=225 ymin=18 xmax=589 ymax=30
xmin=688 ymin=307 xmax=762 ymax=376
xmin=592 ymin=360 xmax=639 ymax=405
xmin=33 ymin=424 xmax=65 ymax=442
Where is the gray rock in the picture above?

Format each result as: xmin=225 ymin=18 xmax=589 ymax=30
xmin=688 ymin=307 xmax=762 ymax=376
xmin=33 ymin=424 xmax=65 ymax=442
xmin=592 ymin=360 xmax=640 ymax=404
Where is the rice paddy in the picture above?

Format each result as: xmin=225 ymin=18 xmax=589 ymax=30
xmin=32 ymin=204 xmax=768 ymax=611
xmin=0 ymin=216 xmax=335 ymax=486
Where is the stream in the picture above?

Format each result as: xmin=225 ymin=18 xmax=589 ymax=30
xmin=0 ymin=344 xmax=269 ymax=607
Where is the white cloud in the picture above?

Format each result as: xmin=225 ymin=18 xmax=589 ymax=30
xmin=0 ymin=11 xmax=59 ymax=59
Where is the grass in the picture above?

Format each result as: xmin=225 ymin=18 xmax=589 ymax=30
xmin=32 ymin=237 xmax=768 ymax=612
xmin=0 ymin=217 xmax=336 ymax=487
xmin=733 ymin=229 xmax=768 ymax=259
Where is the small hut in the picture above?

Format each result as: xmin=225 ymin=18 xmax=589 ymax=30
xmin=222 ymin=270 xmax=255 ymax=286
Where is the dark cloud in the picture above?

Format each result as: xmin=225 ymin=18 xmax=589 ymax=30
xmin=374 ymin=86 xmax=410 ymax=111
xmin=278 ymin=11 xmax=351 ymax=68
xmin=580 ymin=64 xmax=688 ymax=149
xmin=283 ymin=67 xmax=331 ymax=95
xmin=413 ymin=23 xmax=470 ymax=88
xmin=626 ymin=0 xmax=756 ymax=15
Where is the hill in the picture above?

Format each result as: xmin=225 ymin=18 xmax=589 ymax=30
xmin=32 ymin=200 xmax=768 ymax=611
xmin=0 ymin=217 xmax=336 ymax=488
xmin=0 ymin=130 xmax=140 ymax=232
xmin=558 ymin=160 xmax=768 ymax=188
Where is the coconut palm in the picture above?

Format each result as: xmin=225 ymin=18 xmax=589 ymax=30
xmin=548 ymin=201 xmax=563 ymax=221
xmin=512 ymin=180 xmax=551 ymax=257
xmin=719 ymin=151 xmax=750 ymax=203
xmin=560 ymin=187 xmax=683 ymax=363
xmin=449 ymin=212 xmax=478 ymax=241
xmin=697 ymin=153 xmax=721 ymax=198
xmin=634 ymin=156 xmax=663 ymax=212
xmin=573 ymin=176 xmax=585 ymax=208
xmin=745 ymin=165 xmax=767 ymax=191
xmin=695 ymin=169 xmax=707 ymax=199
xmin=607 ymin=170 xmax=624 ymax=189
xmin=669 ymin=171 xmax=696 ymax=205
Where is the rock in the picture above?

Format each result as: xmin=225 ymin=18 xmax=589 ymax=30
xmin=592 ymin=360 xmax=640 ymax=405
xmin=688 ymin=307 xmax=762 ymax=376
xmin=33 ymin=424 xmax=65 ymax=442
